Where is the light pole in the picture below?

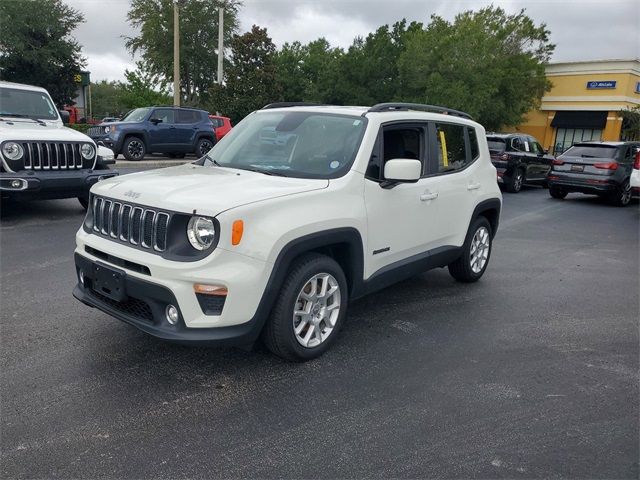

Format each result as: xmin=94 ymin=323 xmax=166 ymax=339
xmin=217 ymin=6 xmax=224 ymax=85
xmin=173 ymin=0 xmax=180 ymax=106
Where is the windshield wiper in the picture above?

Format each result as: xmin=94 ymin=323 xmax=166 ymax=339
xmin=241 ymin=166 xmax=287 ymax=177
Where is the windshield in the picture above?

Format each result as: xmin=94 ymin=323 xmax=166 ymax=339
xmin=486 ymin=137 xmax=506 ymax=152
xmin=121 ymin=108 xmax=151 ymax=122
xmin=0 ymin=86 xmax=59 ymax=120
xmin=202 ymin=111 xmax=367 ymax=179
xmin=562 ymin=145 xmax=617 ymax=159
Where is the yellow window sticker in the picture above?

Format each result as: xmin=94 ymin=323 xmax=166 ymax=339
xmin=439 ymin=131 xmax=448 ymax=167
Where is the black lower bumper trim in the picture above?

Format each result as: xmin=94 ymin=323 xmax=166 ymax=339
xmin=1 ymin=169 xmax=118 ymax=200
xmin=548 ymin=180 xmax=617 ymax=194
xmin=73 ymin=253 xmax=261 ymax=346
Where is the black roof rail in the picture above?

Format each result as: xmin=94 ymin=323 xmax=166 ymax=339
xmin=365 ymin=103 xmax=473 ymax=120
xmin=261 ymin=102 xmax=327 ymax=110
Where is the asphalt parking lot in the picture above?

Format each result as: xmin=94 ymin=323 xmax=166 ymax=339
xmin=1 ymin=180 xmax=638 ymax=478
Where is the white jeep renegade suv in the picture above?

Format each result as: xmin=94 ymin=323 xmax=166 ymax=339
xmin=73 ymin=103 xmax=502 ymax=361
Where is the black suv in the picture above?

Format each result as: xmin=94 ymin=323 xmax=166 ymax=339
xmin=487 ymin=133 xmax=555 ymax=193
xmin=547 ymin=141 xmax=639 ymax=207
xmin=87 ymin=106 xmax=216 ymax=161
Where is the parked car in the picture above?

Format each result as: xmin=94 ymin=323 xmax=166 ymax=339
xmin=73 ymin=102 xmax=502 ymax=361
xmin=630 ymin=147 xmax=640 ymax=193
xmin=209 ymin=114 xmax=232 ymax=141
xmin=547 ymin=141 xmax=639 ymax=206
xmin=487 ymin=133 xmax=554 ymax=193
xmin=0 ymin=81 xmax=117 ymax=209
xmin=87 ymin=106 xmax=216 ymax=161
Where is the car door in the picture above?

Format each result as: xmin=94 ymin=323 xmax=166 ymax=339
xmin=428 ymin=121 xmax=481 ymax=247
xmin=174 ymin=110 xmax=200 ymax=151
xmin=147 ymin=108 xmax=176 ymax=152
xmin=509 ymin=136 xmax=530 ymax=178
xmin=363 ymin=123 xmax=441 ymax=276
xmin=528 ymin=137 xmax=552 ymax=179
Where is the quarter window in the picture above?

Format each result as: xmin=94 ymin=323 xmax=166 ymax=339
xmin=468 ymin=127 xmax=480 ymax=159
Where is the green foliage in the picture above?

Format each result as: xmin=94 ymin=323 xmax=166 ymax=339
xmin=397 ymin=6 xmax=554 ymax=130
xmin=0 ymin=0 xmax=86 ymax=106
xmin=119 ymin=61 xmax=172 ymax=109
xmin=126 ymin=0 xmax=240 ymax=105
xmin=208 ymin=25 xmax=281 ymax=123
xmin=67 ymin=123 xmax=92 ymax=133
xmin=91 ymin=81 xmax=129 ymax=118
xmin=620 ymin=107 xmax=640 ymax=141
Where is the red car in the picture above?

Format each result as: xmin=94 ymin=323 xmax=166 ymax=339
xmin=208 ymin=115 xmax=232 ymax=142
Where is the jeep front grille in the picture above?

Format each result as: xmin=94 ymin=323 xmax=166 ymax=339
xmin=20 ymin=142 xmax=90 ymax=170
xmin=87 ymin=126 xmax=104 ymax=137
xmin=92 ymin=196 xmax=170 ymax=252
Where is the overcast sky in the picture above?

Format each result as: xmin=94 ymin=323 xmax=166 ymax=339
xmin=70 ymin=0 xmax=640 ymax=82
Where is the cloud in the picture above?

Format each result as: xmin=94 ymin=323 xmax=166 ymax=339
xmin=70 ymin=0 xmax=640 ymax=82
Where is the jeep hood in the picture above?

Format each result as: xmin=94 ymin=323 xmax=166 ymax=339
xmin=0 ymin=120 xmax=93 ymax=143
xmin=91 ymin=163 xmax=329 ymax=216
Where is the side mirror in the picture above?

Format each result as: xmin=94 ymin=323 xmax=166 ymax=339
xmin=382 ymin=159 xmax=422 ymax=187
xmin=59 ymin=110 xmax=70 ymax=124
xmin=150 ymin=117 xmax=162 ymax=125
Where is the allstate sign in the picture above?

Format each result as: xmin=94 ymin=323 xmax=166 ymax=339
xmin=586 ymin=80 xmax=617 ymax=89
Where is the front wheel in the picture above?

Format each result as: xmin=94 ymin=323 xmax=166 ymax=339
xmin=263 ymin=253 xmax=348 ymax=361
xmin=122 ymin=137 xmax=146 ymax=161
xmin=448 ymin=217 xmax=492 ymax=283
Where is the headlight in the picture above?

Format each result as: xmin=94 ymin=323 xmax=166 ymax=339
xmin=187 ymin=216 xmax=216 ymax=250
xmin=2 ymin=142 xmax=24 ymax=161
xmin=81 ymin=143 xmax=95 ymax=159
xmin=104 ymin=126 xmax=110 ymax=134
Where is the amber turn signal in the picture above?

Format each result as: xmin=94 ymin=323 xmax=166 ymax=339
xmin=193 ymin=284 xmax=228 ymax=296
xmin=232 ymin=220 xmax=244 ymax=245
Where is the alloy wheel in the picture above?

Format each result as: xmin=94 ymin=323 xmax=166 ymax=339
xmin=292 ymin=273 xmax=341 ymax=348
xmin=470 ymin=226 xmax=490 ymax=274
xmin=513 ymin=171 xmax=523 ymax=192
xmin=620 ymin=181 xmax=632 ymax=205
xmin=198 ymin=140 xmax=213 ymax=156
xmin=127 ymin=140 xmax=144 ymax=159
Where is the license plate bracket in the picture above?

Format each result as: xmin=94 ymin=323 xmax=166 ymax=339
xmin=92 ymin=262 xmax=127 ymax=302
xmin=571 ymin=164 xmax=584 ymax=172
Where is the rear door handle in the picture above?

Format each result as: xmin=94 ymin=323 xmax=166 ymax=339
xmin=467 ymin=183 xmax=481 ymax=190
xmin=420 ymin=192 xmax=438 ymax=201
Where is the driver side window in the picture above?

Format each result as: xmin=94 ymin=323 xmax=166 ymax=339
xmin=152 ymin=109 xmax=174 ymax=124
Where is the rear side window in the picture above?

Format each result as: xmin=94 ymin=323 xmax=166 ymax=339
xmin=435 ymin=123 xmax=467 ymax=173
xmin=177 ymin=110 xmax=200 ymax=123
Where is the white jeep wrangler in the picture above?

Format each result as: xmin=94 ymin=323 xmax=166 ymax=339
xmin=73 ymin=102 xmax=502 ymax=361
xmin=0 ymin=81 xmax=117 ymax=208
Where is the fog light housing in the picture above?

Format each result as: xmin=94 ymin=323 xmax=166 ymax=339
xmin=165 ymin=304 xmax=179 ymax=325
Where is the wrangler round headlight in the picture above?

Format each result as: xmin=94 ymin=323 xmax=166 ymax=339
xmin=187 ymin=216 xmax=216 ymax=250
xmin=2 ymin=142 xmax=24 ymax=161
xmin=81 ymin=143 xmax=95 ymax=160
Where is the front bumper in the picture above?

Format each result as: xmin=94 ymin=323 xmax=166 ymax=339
xmin=90 ymin=134 xmax=121 ymax=153
xmin=547 ymin=172 xmax=618 ymax=194
xmin=73 ymin=229 xmax=274 ymax=345
xmin=0 ymin=169 xmax=118 ymax=200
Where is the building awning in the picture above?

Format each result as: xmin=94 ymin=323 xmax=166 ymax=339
xmin=550 ymin=111 xmax=608 ymax=129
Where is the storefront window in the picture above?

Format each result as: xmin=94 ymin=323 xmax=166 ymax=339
xmin=554 ymin=128 xmax=602 ymax=155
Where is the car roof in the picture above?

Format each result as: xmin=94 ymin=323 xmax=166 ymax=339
xmin=486 ymin=133 xmax=527 ymax=138
xmin=0 ymin=80 xmax=49 ymax=93
xmin=572 ymin=141 xmax=629 ymax=147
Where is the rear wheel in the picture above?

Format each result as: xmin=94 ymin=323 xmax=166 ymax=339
xmin=448 ymin=217 xmax=492 ymax=283
xmin=610 ymin=179 xmax=632 ymax=207
xmin=505 ymin=168 xmax=524 ymax=193
xmin=122 ymin=137 xmax=146 ymax=161
xmin=549 ymin=185 xmax=568 ymax=199
xmin=195 ymin=138 xmax=215 ymax=157
xmin=263 ymin=253 xmax=348 ymax=362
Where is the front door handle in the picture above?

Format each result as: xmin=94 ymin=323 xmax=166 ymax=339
xmin=467 ymin=183 xmax=481 ymax=190
xmin=420 ymin=192 xmax=438 ymax=201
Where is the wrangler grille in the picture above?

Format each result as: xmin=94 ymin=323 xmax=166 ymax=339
xmin=18 ymin=142 xmax=92 ymax=170
xmin=92 ymin=196 xmax=170 ymax=252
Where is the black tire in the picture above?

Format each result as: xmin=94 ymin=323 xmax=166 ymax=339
xmin=122 ymin=137 xmax=146 ymax=161
xmin=448 ymin=216 xmax=493 ymax=283
xmin=263 ymin=253 xmax=348 ymax=362
xmin=78 ymin=195 xmax=89 ymax=210
xmin=609 ymin=179 xmax=632 ymax=207
xmin=113 ymin=153 xmax=118 ymax=160
xmin=505 ymin=168 xmax=524 ymax=193
xmin=195 ymin=137 xmax=215 ymax=157
xmin=549 ymin=185 xmax=568 ymax=199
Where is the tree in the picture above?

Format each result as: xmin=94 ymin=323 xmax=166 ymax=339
xmin=126 ymin=0 xmax=240 ymax=105
xmin=620 ymin=107 xmax=640 ymax=141
xmin=398 ymin=6 xmax=554 ymax=130
xmin=209 ymin=25 xmax=281 ymax=123
xmin=119 ymin=61 xmax=172 ymax=109
xmin=0 ymin=0 xmax=86 ymax=106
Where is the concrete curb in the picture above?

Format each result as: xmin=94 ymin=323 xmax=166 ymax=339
xmin=115 ymin=159 xmax=192 ymax=168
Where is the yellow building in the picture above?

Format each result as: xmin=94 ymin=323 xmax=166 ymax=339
xmin=509 ymin=59 xmax=640 ymax=154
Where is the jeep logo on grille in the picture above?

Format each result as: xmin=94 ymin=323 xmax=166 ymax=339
xmin=124 ymin=190 xmax=141 ymax=199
